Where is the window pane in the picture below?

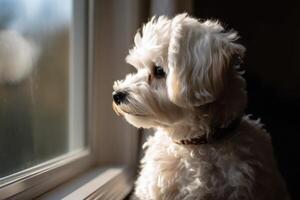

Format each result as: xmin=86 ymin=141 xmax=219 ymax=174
xmin=0 ymin=0 xmax=86 ymax=178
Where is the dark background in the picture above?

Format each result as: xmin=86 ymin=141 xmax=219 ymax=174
xmin=194 ymin=1 xmax=300 ymax=199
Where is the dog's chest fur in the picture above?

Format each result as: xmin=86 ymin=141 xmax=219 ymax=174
xmin=134 ymin=118 xmax=288 ymax=200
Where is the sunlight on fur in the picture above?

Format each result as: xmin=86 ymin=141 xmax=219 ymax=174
xmin=112 ymin=13 xmax=289 ymax=200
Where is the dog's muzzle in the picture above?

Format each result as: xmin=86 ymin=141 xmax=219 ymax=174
xmin=112 ymin=91 xmax=128 ymax=105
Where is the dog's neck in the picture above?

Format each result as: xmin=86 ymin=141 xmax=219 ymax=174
xmin=174 ymin=117 xmax=242 ymax=145
xmin=159 ymin=108 xmax=242 ymax=144
xmin=159 ymin=112 xmax=211 ymax=141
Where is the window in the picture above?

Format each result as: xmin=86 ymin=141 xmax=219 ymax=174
xmin=0 ymin=0 xmax=140 ymax=199
xmin=0 ymin=0 xmax=86 ymax=178
xmin=0 ymin=0 xmax=95 ymax=198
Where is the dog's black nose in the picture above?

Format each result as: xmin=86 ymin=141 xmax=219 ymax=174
xmin=112 ymin=91 xmax=127 ymax=105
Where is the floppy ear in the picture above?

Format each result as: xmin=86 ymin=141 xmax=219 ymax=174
xmin=167 ymin=14 xmax=245 ymax=109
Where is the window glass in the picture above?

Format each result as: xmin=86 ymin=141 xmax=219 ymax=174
xmin=0 ymin=0 xmax=86 ymax=178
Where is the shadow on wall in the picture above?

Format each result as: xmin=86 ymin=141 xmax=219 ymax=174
xmin=193 ymin=0 xmax=300 ymax=199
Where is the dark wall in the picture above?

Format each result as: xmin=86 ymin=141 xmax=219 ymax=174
xmin=193 ymin=1 xmax=300 ymax=199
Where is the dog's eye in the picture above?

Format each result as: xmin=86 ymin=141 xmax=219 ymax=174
xmin=153 ymin=66 xmax=166 ymax=79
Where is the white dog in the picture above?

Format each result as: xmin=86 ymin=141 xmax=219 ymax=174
xmin=112 ymin=13 xmax=289 ymax=200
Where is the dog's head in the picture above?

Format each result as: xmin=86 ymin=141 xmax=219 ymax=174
xmin=113 ymin=13 xmax=247 ymax=132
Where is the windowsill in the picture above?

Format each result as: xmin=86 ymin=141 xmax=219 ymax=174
xmin=38 ymin=166 xmax=134 ymax=200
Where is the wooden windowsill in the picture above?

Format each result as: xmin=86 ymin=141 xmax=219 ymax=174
xmin=39 ymin=166 xmax=135 ymax=200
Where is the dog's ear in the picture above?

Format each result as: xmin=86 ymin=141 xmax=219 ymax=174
xmin=167 ymin=13 xmax=245 ymax=109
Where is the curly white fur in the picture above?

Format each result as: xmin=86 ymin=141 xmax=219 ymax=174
xmin=113 ymin=13 xmax=289 ymax=200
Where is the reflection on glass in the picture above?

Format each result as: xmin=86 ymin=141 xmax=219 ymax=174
xmin=0 ymin=0 xmax=84 ymax=178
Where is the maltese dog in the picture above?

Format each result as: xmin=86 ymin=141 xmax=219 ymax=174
xmin=112 ymin=13 xmax=289 ymax=200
